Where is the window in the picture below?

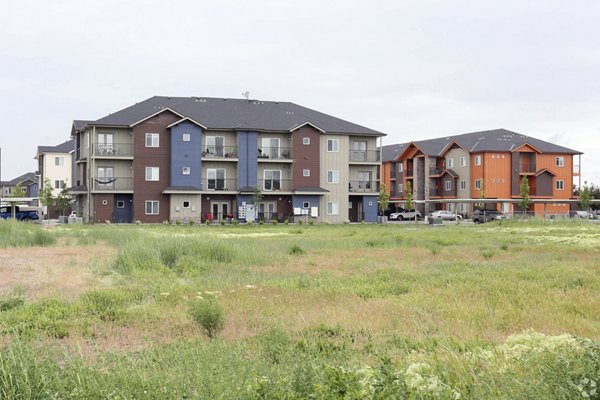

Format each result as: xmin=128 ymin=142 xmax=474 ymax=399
xmin=207 ymin=168 xmax=226 ymax=190
xmin=206 ymin=136 xmax=224 ymax=157
xmin=555 ymin=156 xmax=565 ymax=167
xmin=446 ymin=158 xmax=454 ymax=168
xmin=460 ymin=157 xmax=467 ymax=167
xmin=182 ymin=133 xmax=191 ymax=142
xmin=398 ymin=183 xmax=403 ymax=193
xmin=327 ymin=202 xmax=339 ymax=215
xmin=97 ymin=167 xmax=113 ymax=188
xmin=54 ymin=180 xmax=65 ymax=189
xmin=556 ymin=180 xmax=565 ymax=190
xmin=327 ymin=170 xmax=339 ymax=183
xmin=352 ymin=141 xmax=367 ymax=161
xmin=182 ymin=167 xmax=191 ymax=175
xmin=475 ymin=155 xmax=481 ymax=166
xmin=358 ymin=171 xmax=372 ymax=190
xmin=460 ymin=180 xmax=467 ymax=190
xmin=98 ymin=132 xmax=114 ymax=154
xmin=327 ymin=139 xmax=339 ymax=152
xmin=55 ymin=157 xmax=64 ymax=166
xmin=183 ymin=201 xmax=190 ymax=208
xmin=145 ymin=133 xmax=159 ymax=147
xmin=475 ymin=179 xmax=481 ymax=190
xmin=116 ymin=201 xmax=125 ymax=208
xmin=398 ymin=163 xmax=403 ymax=172
xmin=145 ymin=200 xmax=159 ymax=215
xmin=263 ymin=170 xmax=281 ymax=191
xmin=21 ymin=186 xmax=27 ymax=193
xmin=459 ymin=203 xmax=466 ymax=213
xmin=445 ymin=180 xmax=452 ymax=191
xmin=261 ymin=138 xmax=280 ymax=159
xmin=303 ymin=169 xmax=310 ymax=177
xmin=303 ymin=137 xmax=310 ymax=145
xmin=303 ymin=201 xmax=310 ymax=208
xmin=145 ymin=167 xmax=159 ymax=181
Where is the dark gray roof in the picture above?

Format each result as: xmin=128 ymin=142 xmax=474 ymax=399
xmin=382 ymin=143 xmax=407 ymax=162
xmin=409 ymin=129 xmax=581 ymax=156
xmin=90 ymin=96 xmax=385 ymax=136
xmin=3 ymin=172 xmax=37 ymax=186
xmin=37 ymin=139 xmax=74 ymax=155
xmin=163 ymin=185 xmax=202 ymax=191
xmin=293 ymin=186 xmax=329 ymax=193
xmin=73 ymin=120 xmax=93 ymax=131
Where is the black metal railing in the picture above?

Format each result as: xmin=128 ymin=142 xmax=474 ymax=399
xmin=94 ymin=143 xmax=133 ymax=157
xmin=201 ymin=145 xmax=238 ymax=158
xmin=202 ymin=178 xmax=237 ymax=191
xmin=348 ymin=180 xmax=379 ymax=193
xmin=257 ymin=179 xmax=293 ymax=191
xmin=257 ymin=146 xmax=292 ymax=160
xmin=92 ymin=177 xmax=133 ymax=191
xmin=349 ymin=150 xmax=380 ymax=162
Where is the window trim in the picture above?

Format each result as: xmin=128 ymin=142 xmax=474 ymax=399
xmin=446 ymin=158 xmax=454 ymax=169
xmin=398 ymin=163 xmax=403 ymax=172
xmin=555 ymin=180 xmax=565 ymax=190
xmin=145 ymin=200 xmax=160 ymax=215
xmin=475 ymin=179 xmax=482 ymax=190
xmin=207 ymin=168 xmax=226 ymax=190
xmin=182 ymin=201 xmax=190 ymax=208
xmin=263 ymin=169 xmax=282 ymax=191
xmin=327 ymin=139 xmax=339 ymax=153
xmin=182 ymin=167 xmax=191 ymax=175
xmin=445 ymin=180 xmax=452 ymax=191
xmin=327 ymin=201 xmax=339 ymax=215
xmin=555 ymin=156 xmax=565 ymax=167
xmin=460 ymin=180 xmax=467 ymax=190
xmin=303 ymin=169 xmax=310 ymax=177
xmin=475 ymin=155 xmax=481 ymax=166
xmin=182 ymin=133 xmax=191 ymax=142
xmin=145 ymin=133 xmax=159 ymax=148
xmin=303 ymin=137 xmax=310 ymax=145
xmin=327 ymin=170 xmax=339 ymax=184
xmin=55 ymin=156 xmax=64 ymax=166
xmin=145 ymin=166 xmax=160 ymax=181
xmin=460 ymin=157 xmax=467 ymax=167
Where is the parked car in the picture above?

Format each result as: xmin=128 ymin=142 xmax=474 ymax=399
xmin=430 ymin=210 xmax=462 ymax=221
xmin=0 ymin=205 xmax=39 ymax=221
xmin=472 ymin=209 xmax=508 ymax=223
xmin=390 ymin=209 xmax=422 ymax=221
xmin=575 ymin=210 xmax=590 ymax=219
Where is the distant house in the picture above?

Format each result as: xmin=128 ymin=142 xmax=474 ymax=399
xmin=70 ymin=96 xmax=386 ymax=223
xmin=381 ymin=129 xmax=582 ymax=218
xmin=0 ymin=172 xmax=39 ymax=205
xmin=35 ymin=139 xmax=75 ymax=218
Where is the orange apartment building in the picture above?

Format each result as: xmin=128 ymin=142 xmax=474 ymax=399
xmin=382 ymin=129 xmax=582 ymax=218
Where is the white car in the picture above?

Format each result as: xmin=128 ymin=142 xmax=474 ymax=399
xmin=390 ymin=209 xmax=422 ymax=221
xmin=430 ymin=210 xmax=462 ymax=221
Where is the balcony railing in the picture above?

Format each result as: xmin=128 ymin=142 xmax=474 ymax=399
xmin=203 ymin=178 xmax=237 ymax=191
xmin=92 ymin=177 xmax=133 ymax=191
xmin=257 ymin=179 xmax=293 ymax=192
xmin=429 ymin=167 xmax=443 ymax=175
xmin=201 ymin=145 xmax=238 ymax=158
xmin=519 ymin=163 xmax=536 ymax=173
xmin=94 ymin=143 xmax=133 ymax=157
xmin=574 ymin=165 xmax=580 ymax=174
xmin=429 ymin=188 xmax=440 ymax=197
xmin=405 ymin=168 xmax=414 ymax=177
xmin=257 ymin=146 xmax=292 ymax=160
xmin=348 ymin=180 xmax=379 ymax=193
xmin=349 ymin=150 xmax=380 ymax=163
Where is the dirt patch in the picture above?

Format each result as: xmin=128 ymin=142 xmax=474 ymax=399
xmin=0 ymin=245 xmax=114 ymax=300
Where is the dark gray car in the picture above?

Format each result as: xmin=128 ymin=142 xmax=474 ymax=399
xmin=472 ymin=209 xmax=508 ymax=223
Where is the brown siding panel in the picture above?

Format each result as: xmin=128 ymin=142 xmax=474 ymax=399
xmin=94 ymin=194 xmax=114 ymax=223
xmin=292 ymin=126 xmax=320 ymax=189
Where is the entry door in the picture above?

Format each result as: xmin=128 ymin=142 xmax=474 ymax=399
xmin=114 ymin=194 xmax=133 ymax=223
xmin=211 ymin=201 xmax=231 ymax=220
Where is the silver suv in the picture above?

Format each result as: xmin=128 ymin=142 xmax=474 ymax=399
xmin=472 ymin=209 xmax=508 ymax=223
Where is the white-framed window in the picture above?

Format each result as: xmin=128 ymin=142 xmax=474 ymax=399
xmin=445 ymin=180 xmax=452 ymax=191
xmin=446 ymin=158 xmax=454 ymax=168
xmin=97 ymin=167 xmax=113 ymax=188
xmin=398 ymin=163 xmax=403 ymax=172
xmin=21 ymin=186 xmax=27 ymax=193
xmin=207 ymin=168 xmax=226 ymax=190
xmin=459 ymin=203 xmax=466 ymax=213
xmin=261 ymin=138 xmax=280 ymax=159
xmin=327 ymin=139 xmax=339 ymax=152
xmin=182 ymin=133 xmax=191 ymax=142
xmin=556 ymin=180 xmax=565 ymax=190
xmin=116 ymin=201 xmax=125 ymax=208
xmin=460 ymin=157 xmax=467 ymax=167
xmin=460 ymin=180 xmax=467 ymax=190
xmin=182 ymin=167 xmax=191 ymax=175
xmin=145 ymin=200 xmax=159 ymax=215
xmin=55 ymin=156 xmax=64 ymax=166
xmin=302 ymin=201 xmax=310 ymax=208
xmin=182 ymin=201 xmax=190 ymax=208
xmin=327 ymin=201 xmax=339 ymax=215
xmin=146 ymin=133 xmax=159 ymax=147
xmin=54 ymin=180 xmax=65 ymax=189
xmin=263 ymin=170 xmax=282 ymax=191
xmin=398 ymin=183 xmax=403 ymax=193
xmin=303 ymin=169 xmax=310 ymax=177
xmin=145 ymin=167 xmax=160 ymax=181
xmin=475 ymin=155 xmax=481 ymax=166
xmin=206 ymin=136 xmax=224 ymax=157
xmin=475 ymin=179 xmax=481 ymax=190
xmin=303 ymin=137 xmax=310 ymax=145
xmin=327 ymin=170 xmax=339 ymax=184
xmin=555 ymin=156 xmax=565 ymax=167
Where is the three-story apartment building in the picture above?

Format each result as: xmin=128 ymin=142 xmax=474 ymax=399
xmin=382 ymin=129 xmax=581 ymax=217
xmin=70 ymin=96 xmax=385 ymax=223
xmin=35 ymin=139 xmax=75 ymax=218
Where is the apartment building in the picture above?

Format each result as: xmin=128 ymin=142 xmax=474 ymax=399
xmin=70 ymin=96 xmax=384 ymax=223
xmin=382 ymin=129 xmax=581 ymax=217
xmin=35 ymin=139 xmax=75 ymax=218
xmin=0 ymin=172 xmax=38 ymax=203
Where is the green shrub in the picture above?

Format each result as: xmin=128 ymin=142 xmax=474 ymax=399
xmin=288 ymin=245 xmax=305 ymax=255
xmin=0 ymin=296 xmax=25 ymax=312
xmin=188 ymin=299 xmax=224 ymax=339
xmin=272 ymin=220 xmax=278 ymax=225
xmin=284 ymin=219 xmax=289 ymax=225
xmin=220 ymin=219 xmax=226 ymax=225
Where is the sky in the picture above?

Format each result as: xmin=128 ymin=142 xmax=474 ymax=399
xmin=1 ymin=0 xmax=599 ymax=186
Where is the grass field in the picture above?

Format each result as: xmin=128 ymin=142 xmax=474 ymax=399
xmin=0 ymin=219 xmax=599 ymax=399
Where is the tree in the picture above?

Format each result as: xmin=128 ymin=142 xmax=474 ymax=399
xmin=476 ymin=182 xmax=486 ymax=210
xmin=9 ymin=182 xmax=25 ymax=198
xmin=378 ymin=183 xmax=390 ymax=216
xmin=54 ymin=182 xmax=73 ymax=216
xmin=252 ymin=188 xmax=263 ymax=222
xmin=579 ymin=181 xmax=593 ymax=214
xmin=39 ymin=178 xmax=54 ymax=208
xmin=519 ymin=176 xmax=532 ymax=215
xmin=405 ymin=180 xmax=413 ymax=210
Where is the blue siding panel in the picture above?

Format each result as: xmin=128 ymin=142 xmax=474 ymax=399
xmin=170 ymin=122 xmax=203 ymax=187
xmin=363 ymin=195 xmax=378 ymax=222
xmin=237 ymin=131 xmax=258 ymax=189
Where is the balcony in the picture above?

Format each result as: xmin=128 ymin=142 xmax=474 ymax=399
xmin=348 ymin=180 xmax=379 ymax=193
xmin=257 ymin=146 xmax=292 ymax=161
xmin=405 ymin=168 xmax=414 ymax=177
xmin=574 ymin=165 xmax=580 ymax=175
xmin=202 ymin=178 xmax=237 ymax=191
xmin=429 ymin=167 xmax=443 ymax=176
xmin=257 ymin=179 xmax=293 ymax=192
xmin=93 ymin=143 xmax=133 ymax=158
xmin=92 ymin=177 xmax=133 ymax=191
xmin=519 ymin=163 xmax=536 ymax=173
xmin=429 ymin=188 xmax=440 ymax=197
xmin=349 ymin=150 xmax=380 ymax=163
xmin=202 ymin=145 xmax=238 ymax=159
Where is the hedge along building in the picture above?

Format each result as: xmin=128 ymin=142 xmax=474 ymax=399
xmin=69 ymin=96 xmax=385 ymax=223
xmin=382 ymin=129 xmax=582 ymax=217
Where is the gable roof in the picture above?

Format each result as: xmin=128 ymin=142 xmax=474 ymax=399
xmin=87 ymin=96 xmax=385 ymax=136
xmin=37 ymin=139 xmax=74 ymax=156
xmin=382 ymin=143 xmax=407 ymax=162
xmin=2 ymin=172 xmax=37 ymax=186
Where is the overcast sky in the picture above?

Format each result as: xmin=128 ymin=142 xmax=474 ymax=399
xmin=1 ymin=0 xmax=599 ymax=186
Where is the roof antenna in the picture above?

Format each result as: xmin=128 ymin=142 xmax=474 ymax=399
xmin=242 ymin=91 xmax=250 ymax=101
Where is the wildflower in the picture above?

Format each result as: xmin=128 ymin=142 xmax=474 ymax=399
xmin=244 ymin=285 xmax=257 ymax=289
xmin=160 ymin=292 xmax=170 ymax=296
